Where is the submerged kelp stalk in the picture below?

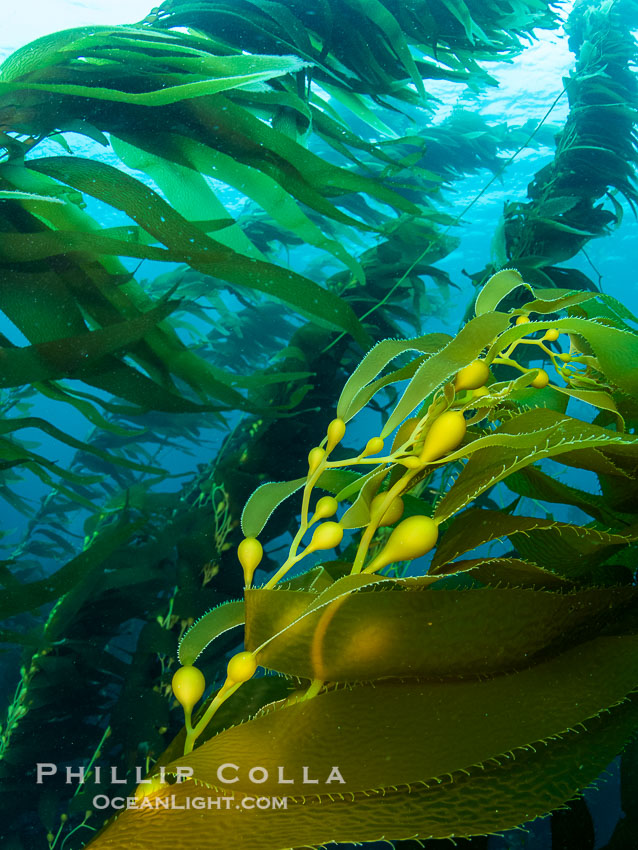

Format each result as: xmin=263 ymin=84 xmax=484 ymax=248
xmin=87 ymin=270 xmax=638 ymax=849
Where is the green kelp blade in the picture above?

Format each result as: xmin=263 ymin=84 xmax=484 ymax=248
xmin=380 ymin=312 xmax=511 ymax=438
xmin=113 ymin=132 xmax=365 ymax=282
xmin=474 ymin=268 xmax=532 ymax=315
xmin=0 ymin=61 xmax=306 ymax=106
xmin=503 ymin=465 xmax=620 ymax=526
xmin=1 ymin=521 xmax=143 ymax=619
xmin=553 ymin=385 xmax=624 ymax=428
xmin=339 ymin=467 xmax=388 ymax=528
xmin=87 ymin=690 xmax=638 ymax=848
xmin=240 ymin=470 xmax=354 ymax=538
xmin=0 ymin=301 xmax=176 ymax=388
xmin=519 ymin=287 xmax=601 ymax=314
xmin=336 ymin=333 xmax=451 ymax=423
xmin=435 ymin=557 xmax=574 ymax=589
xmin=240 ymin=478 xmax=307 ymax=538
xmin=27 ymin=157 xmax=369 ymax=348
xmin=178 ymin=601 xmax=245 ymax=666
xmin=434 ymin=409 xmax=638 ymax=524
xmin=0 ymin=417 xmax=163 ymax=476
xmin=180 ymin=635 xmax=638 ymax=794
xmin=431 ymin=507 xmax=636 ymax=578
xmin=245 ymin=581 xmax=638 ymax=681
xmin=486 ymin=316 xmax=638 ymax=398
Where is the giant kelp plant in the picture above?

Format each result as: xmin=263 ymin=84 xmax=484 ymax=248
xmin=86 ymin=270 xmax=638 ymax=848
xmin=0 ymin=0 xmax=637 ymax=848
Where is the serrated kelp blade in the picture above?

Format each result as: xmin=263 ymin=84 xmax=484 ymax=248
xmin=241 ymin=470 xmax=355 ymax=538
xmin=486 ymin=317 xmax=638 ymax=397
xmin=380 ymin=312 xmax=511 ymax=438
xmin=431 ymin=507 xmax=636 ymax=577
xmin=240 ymin=477 xmax=307 ymax=538
xmin=26 ymin=157 xmax=370 ymax=348
xmin=474 ymin=268 xmax=532 ymax=315
xmin=434 ymin=410 xmax=638 ymax=524
xmin=245 ymin=583 xmax=638 ymax=680
xmin=336 ymin=333 xmax=450 ymax=423
xmin=167 ymin=636 xmax=638 ymax=794
xmin=178 ymin=601 xmax=245 ymax=666
xmin=436 ymin=557 xmax=574 ymax=588
xmin=86 ymin=690 xmax=638 ymax=849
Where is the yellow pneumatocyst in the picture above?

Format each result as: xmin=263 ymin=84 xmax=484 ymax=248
xmin=172 ymin=665 xmax=206 ymax=713
xmin=227 ymin=651 xmax=258 ymax=684
xmin=326 ymin=418 xmax=346 ymax=452
xmin=454 ymin=360 xmax=491 ymax=392
xmin=314 ymin=495 xmax=338 ymax=520
xmin=370 ymin=493 xmax=404 ymax=527
xmin=531 ymin=368 xmax=550 ymax=389
xmin=420 ymin=410 xmax=467 ymax=463
xmin=515 ymin=315 xmax=530 ymax=325
xmin=361 ymin=436 xmax=384 ymax=457
xmin=306 ymin=521 xmax=344 ymax=553
xmin=367 ymin=515 xmax=439 ymax=572
xmin=238 ymin=537 xmax=263 ymax=587
xmin=307 ymin=446 xmax=325 ymax=475
xmin=400 ymin=456 xmax=423 ymax=469
xmin=543 ymin=328 xmax=560 ymax=342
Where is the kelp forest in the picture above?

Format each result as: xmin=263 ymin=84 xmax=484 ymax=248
xmin=1 ymin=0 xmax=638 ymax=848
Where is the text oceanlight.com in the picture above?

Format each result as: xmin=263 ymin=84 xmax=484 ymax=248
xmin=92 ymin=795 xmax=289 ymax=811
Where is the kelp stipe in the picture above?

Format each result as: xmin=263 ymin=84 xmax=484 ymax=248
xmin=87 ymin=272 xmax=638 ymax=849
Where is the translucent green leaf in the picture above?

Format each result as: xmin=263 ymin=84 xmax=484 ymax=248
xmin=0 ymin=54 xmax=306 ymax=105
xmin=184 ymin=635 xmax=638 ymax=794
xmin=503 ymin=465 xmax=619 ymax=526
xmin=486 ymin=315 xmax=638 ymax=397
xmin=336 ymin=333 xmax=450 ymax=422
xmin=0 ymin=417 xmax=162 ymax=476
xmin=28 ymin=157 xmax=370 ymax=348
xmin=435 ymin=409 xmax=638 ymax=523
xmin=119 ymin=132 xmax=365 ymax=281
xmin=0 ymin=302 xmax=176 ymax=388
xmin=240 ymin=470 xmax=354 ymax=538
xmin=518 ymin=287 xmax=599 ymax=314
xmin=431 ymin=508 xmax=636 ymax=579
xmin=240 ymin=478 xmax=307 ymax=539
xmin=178 ymin=601 xmax=245 ymax=666
xmin=435 ymin=557 xmax=574 ymax=588
xmin=381 ymin=312 xmax=511 ymax=438
xmin=111 ymin=136 xmax=263 ymax=259
xmin=474 ymin=268 xmax=531 ymax=316
xmin=91 ymin=684 xmax=638 ymax=850
xmin=339 ymin=468 xmax=387 ymax=529
xmin=554 ymin=385 xmax=623 ymax=428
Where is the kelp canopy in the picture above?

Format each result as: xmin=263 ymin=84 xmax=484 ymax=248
xmin=0 ymin=0 xmax=637 ymax=848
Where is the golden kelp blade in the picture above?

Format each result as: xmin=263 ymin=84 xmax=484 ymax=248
xmin=86 ymin=702 xmax=638 ymax=849
xmin=245 ymin=580 xmax=638 ymax=681
xmin=88 ymin=636 xmax=638 ymax=849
